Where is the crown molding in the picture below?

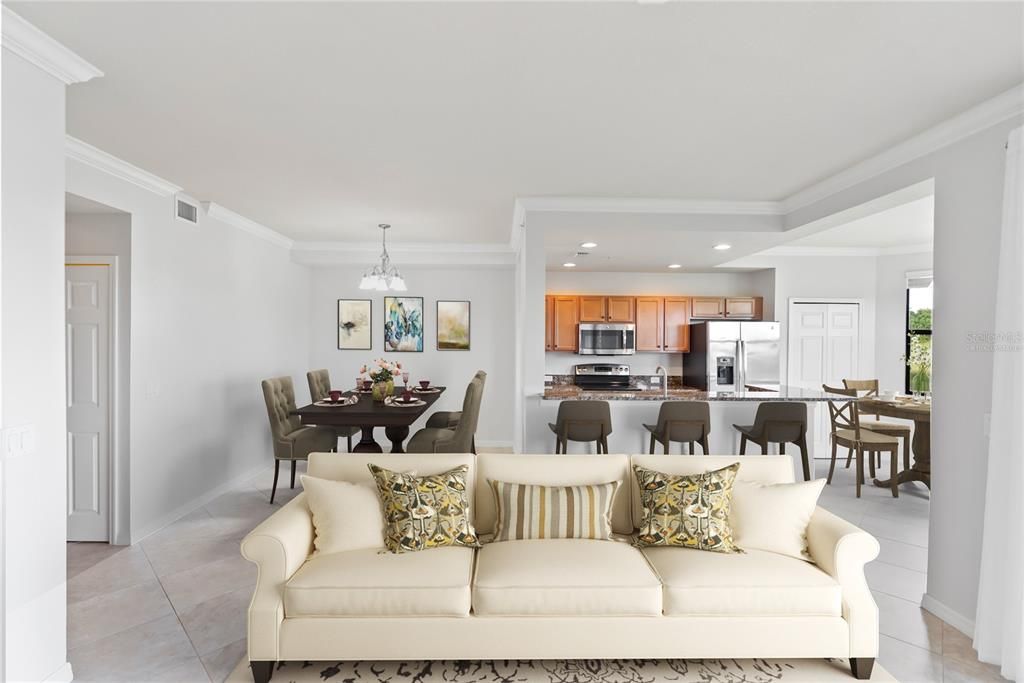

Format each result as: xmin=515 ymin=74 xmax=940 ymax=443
xmin=66 ymin=136 xmax=182 ymax=196
xmin=758 ymin=242 xmax=933 ymax=257
xmin=291 ymin=240 xmax=516 ymax=267
xmin=517 ymin=196 xmax=784 ymax=216
xmin=783 ymin=82 xmax=1024 ymax=213
xmin=203 ymin=203 xmax=294 ymax=250
xmin=2 ymin=7 xmax=102 ymax=85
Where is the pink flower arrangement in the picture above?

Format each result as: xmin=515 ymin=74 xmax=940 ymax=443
xmin=364 ymin=358 xmax=401 ymax=383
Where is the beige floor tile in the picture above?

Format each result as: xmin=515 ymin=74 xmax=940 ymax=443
xmin=178 ymin=586 xmax=253 ymax=657
xmin=866 ymin=560 xmax=928 ymax=603
xmin=942 ymin=624 xmax=1006 ymax=679
xmin=143 ymin=534 xmax=245 ymax=578
xmin=68 ymin=545 xmax=155 ymax=605
xmin=200 ymin=637 xmax=248 ymax=683
xmin=68 ymin=542 xmax=128 ymax=579
xmin=160 ymin=554 xmax=256 ymax=615
xmin=68 ymin=578 xmax=175 ymax=651
xmin=879 ymin=634 xmax=944 ymax=683
xmin=874 ymin=591 xmax=943 ymax=654
xmin=69 ymin=614 xmax=198 ymax=682
xmin=943 ymin=654 xmax=1006 ymax=682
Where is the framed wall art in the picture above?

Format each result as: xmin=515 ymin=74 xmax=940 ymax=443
xmin=337 ymin=299 xmax=372 ymax=350
xmin=437 ymin=300 xmax=470 ymax=350
xmin=383 ymin=296 xmax=423 ymax=352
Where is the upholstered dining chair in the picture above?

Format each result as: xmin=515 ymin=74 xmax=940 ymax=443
xmin=425 ymin=370 xmax=487 ymax=437
xmin=643 ymin=401 xmax=711 ymax=454
xmin=732 ymin=402 xmax=810 ymax=480
xmin=549 ymin=400 xmax=613 ymax=454
xmin=306 ymin=369 xmax=358 ymax=452
xmin=261 ymin=376 xmax=336 ymax=503
xmin=406 ymin=375 xmax=485 ymax=453
xmin=842 ymin=378 xmax=912 ymax=471
xmin=823 ymin=384 xmax=900 ymax=498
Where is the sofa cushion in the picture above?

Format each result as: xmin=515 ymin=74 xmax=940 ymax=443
xmin=472 ymin=539 xmax=662 ymax=616
xmin=642 ymin=547 xmax=842 ymax=617
xmin=285 ymin=546 xmax=474 ymax=617
xmin=489 ymin=480 xmax=619 ymax=541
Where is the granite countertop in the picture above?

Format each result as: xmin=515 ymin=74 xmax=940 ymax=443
xmin=541 ymin=384 xmax=851 ymax=402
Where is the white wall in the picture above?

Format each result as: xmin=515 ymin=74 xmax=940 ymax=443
xmin=308 ymin=265 xmax=516 ymax=446
xmin=875 ymin=251 xmax=933 ymax=393
xmin=66 ymin=162 xmax=312 ymax=542
xmin=1 ymin=49 xmax=70 ymax=683
xmin=65 ymin=211 xmax=133 ymax=545
xmin=544 ymin=269 xmax=772 ymax=376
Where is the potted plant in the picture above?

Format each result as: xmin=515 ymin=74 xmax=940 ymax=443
xmin=361 ymin=359 xmax=402 ymax=401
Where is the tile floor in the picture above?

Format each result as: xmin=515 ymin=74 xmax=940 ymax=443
xmin=66 ymin=457 xmax=1006 ymax=683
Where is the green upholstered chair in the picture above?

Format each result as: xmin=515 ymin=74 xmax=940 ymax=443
xmin=548 ymin=400 xmax=613 ymax=454
xmin=643 ymin=401 xmax=711 ymax=454
xmin=425 ymin=370 xmax=487 ymax=431
xmin=261 ymin=376 xmax=336 ymax=503
xmin=306 ymin=369 xmax=358 ymax=452
xmin=406 ymin=374 xmax=485 ymax=453
xmin=733 ymin=402 xmax=810 ymax=481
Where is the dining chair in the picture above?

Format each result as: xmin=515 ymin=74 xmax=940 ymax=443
xmin=643 ymin=401 xmax=711 ymax=454
xmin=842 ymin=378 xmax=912 ymax=471
xmin=549 ymin=400 xmax=613 ymax=454
xmin=823 ymin=384 xmax=900 ymax=498
xmin=425 ymin=370 xmax=487 ymax=437
xmin=732 ymin=402 xmax=811 ymax=481
xmin=306 ymin=369 xmax=358 ymax=452
xmin=261 ymin=376 xmax=336 ymax=504
xmin=406 ymin=375 xmax=485 ymax=453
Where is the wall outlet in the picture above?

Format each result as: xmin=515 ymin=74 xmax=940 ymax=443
xmin=650 ymin=376 xmax=662 ymax=385
xmin=2 ymin=424 xmax=35 ymax=458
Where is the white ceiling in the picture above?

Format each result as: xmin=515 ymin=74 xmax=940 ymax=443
xmin=786 ymin=195 xmax=934 ymax=250
xmin=13 ymin=2 xmax=1023 ymax=246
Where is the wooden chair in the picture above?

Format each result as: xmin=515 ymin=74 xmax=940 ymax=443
xmin=733 ymin=402 xmax=811 ymax=481
xmin=823 ymin=384 xmax=900 ymax=498
xmin=643 ymin=401 xmax=711 ymax=454
xmin=306 ymin=369 xmax=358 ymax=452
xmin=549 ymin=400 xmax=612 ymax=454
xmin=843 ymin=378 xmax=912 ymax=472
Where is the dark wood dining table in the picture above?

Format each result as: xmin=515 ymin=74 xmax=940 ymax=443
xmin=859 ymin=396 xmax=931 ymax=490
xmin=292 ymin=387 xmax=446 ymax=453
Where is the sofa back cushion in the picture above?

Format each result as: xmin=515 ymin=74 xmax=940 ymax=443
xmin=629 ymin=455 xmax=794 ymax=529
xmin=308 ymin=452 xmax=477 ymax=524
xmin=476 ymin=454 xmax=633 ymax=536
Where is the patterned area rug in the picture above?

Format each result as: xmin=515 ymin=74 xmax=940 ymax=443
xmin=227 ymin=658 xmax=895 ymax=682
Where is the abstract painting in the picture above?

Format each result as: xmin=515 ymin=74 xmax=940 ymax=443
xmin=337 ymin=299 xmax=372 ymax=350
xmin=437 ymin=300 xmax=470 ymax=350
xmin=384 ymin=296 xmax=423 ymax=352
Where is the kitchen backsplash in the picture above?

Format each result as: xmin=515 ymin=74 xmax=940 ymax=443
xmin=545 ymin=373 xmax=685 ymax=389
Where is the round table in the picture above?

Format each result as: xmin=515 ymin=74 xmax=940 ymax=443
xmin=858 ymin=397 xmax=931 ymax=489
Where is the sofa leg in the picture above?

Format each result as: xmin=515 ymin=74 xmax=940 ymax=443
xmin=850 ymin=657 xmax=874 ymax=680
xmin=251 ymin=661 xmax=275 ymax=683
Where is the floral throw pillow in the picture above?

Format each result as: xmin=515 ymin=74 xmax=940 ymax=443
xmin=368 ymin=464 xmax=481 ymax=553
xmin=633 ymin=463 xmax=742 ymax=553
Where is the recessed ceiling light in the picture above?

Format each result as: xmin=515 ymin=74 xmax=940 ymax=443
xmin=580 ymin=242 xmax=598 ymax=249
xmin=668 ymin=264 xmax=682 ymax=269
xmin=563 ymin=262 xmax=576 ymax=268
xmin=713 ymin=243 xmax=732 ymax=251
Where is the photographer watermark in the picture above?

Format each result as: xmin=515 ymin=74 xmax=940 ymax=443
xmin=967 ymin=331 xmax=1024 ymax=352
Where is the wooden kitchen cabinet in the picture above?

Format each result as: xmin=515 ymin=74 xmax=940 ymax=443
xmin=579 ymin=296 xmax=606 ymax=322
xmin=663 ymin=297 xmax=691 ymax=352
xmin=634 ymin=297 xmax=664 ymax=351
xmin=725 ymin=297 xmax=763 ymax=319
xmin=690 ymin=297 xmax=725 ymax=319
xmin=544 ymin=296 xmax=555 ymax=350
xmin=550 ymin=296 xmax=579 ymax=352
xmin=578 ymin=296 xmax=635 ymax=323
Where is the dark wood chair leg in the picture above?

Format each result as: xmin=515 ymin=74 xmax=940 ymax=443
xmin=270 ymin=460 xmax=280 ymax=504
xmin=850 ymin=657 xmax=874 ymax=680
xmin=868 ymin=450 xmax=876 ymax=478
xmin=700 ymin=436 xmax=709 ymax=454
xmin=664 ymin=438 xmax=670 ymax=455
xmin=779 ymin=441 xmax=786 ymax=454
xmin=649 ymin=433 xmax=656 ymax=454
xmin=554 ymin=436 xmax=560 ymax=454
xmin=290 ymin=460 xmax=297 ymax=489
xmin=739 ymin=434 xmax=748 ymax=455
xmin=845 ymin=446 xmax=853 ymax=468
xmin=347 ymin=434 xmax=353 ymax=453
xmin=797 ymin=436 xmax=810 ymax=481
xmin=855 ymin=448 xmax=863 ymax=498
xmin=827 ymin=438 xmax=838 ymax=485
xmin=251 ymin=660 xmax=275 ymax=683
xmin=890 ymin=448 xmax=899 ymax=498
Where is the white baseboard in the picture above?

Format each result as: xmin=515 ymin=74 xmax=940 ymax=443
xmin=43 ymin=661 xmax=73 ymax=683
xmin=921 ymin=593 xmax=975 ymax=637
xmin=476 ymin=440 xmax=514 ymax=450
xmin=130 ymin=463 xmax=269 ymax=544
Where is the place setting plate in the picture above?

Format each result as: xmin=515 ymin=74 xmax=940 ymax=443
xmin=412 ymin=386 xmax=441 ymax=394
xmin=384 ymin=396 xmax=427 ymax=408
xmin=314 ymin=395 xmax=359 ymax=407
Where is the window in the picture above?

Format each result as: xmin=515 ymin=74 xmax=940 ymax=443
xmin=906 ymin=271 xmax=932 ymax=394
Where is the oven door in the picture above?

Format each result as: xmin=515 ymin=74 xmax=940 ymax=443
xmin=578 ymin=324 xmax=636 ymax=355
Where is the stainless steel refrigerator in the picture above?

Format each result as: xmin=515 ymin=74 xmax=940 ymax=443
xmin=683 ymin=321 xmax=781 ymax=391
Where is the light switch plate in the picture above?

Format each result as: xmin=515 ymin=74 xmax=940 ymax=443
xmin=2 ymin=424 xmax=35 ymax=458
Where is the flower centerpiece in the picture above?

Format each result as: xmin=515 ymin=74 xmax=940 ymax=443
xmin=361 ymin=359 xmax=402 ymax=401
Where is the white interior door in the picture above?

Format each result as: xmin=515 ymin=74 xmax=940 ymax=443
xmin=788 ymin=304 xmax=828 ymax=390
xmin=66 ymin=263 xmax=111 ymax=541
xmin=825 ymin=304 xmax=860 ymax=385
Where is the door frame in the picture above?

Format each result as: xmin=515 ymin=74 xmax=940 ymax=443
xmin=66 ymin=255 xmax=123 ymax=544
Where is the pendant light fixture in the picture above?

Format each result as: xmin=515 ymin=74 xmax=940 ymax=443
xmin=358 ymin=223 xmax=407 ymax=291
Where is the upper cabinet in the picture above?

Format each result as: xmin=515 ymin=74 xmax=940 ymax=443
xmin=634 ymin=297 xmax=663 ymax=352
xmin=579 ymin=296 xmax=635 ymax=322
xmin=724 ymin=297 xmax=762 ymax=319
xmin=548 ymin=295 xmax=579 ymax=352
xmin=690 ymin=297 xmax=725 ymax=319
xmin=662 ymin=297 xmax=690 ymax=352
xmin=690 ymin=296 xmax=764 ymax=320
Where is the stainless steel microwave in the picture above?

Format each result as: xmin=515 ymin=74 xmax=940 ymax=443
xmin=578 ymin=323 xmax=636 ymax=355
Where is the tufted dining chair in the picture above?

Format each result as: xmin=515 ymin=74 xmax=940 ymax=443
xmin=261 ymin=376 xmax=337 ymax=503
xmin=306 ymin=369 xmax=358 ymax=452
xmin=406 ymin=374 xmax=485 ymax=454
xmin=425 ymin=370 xmax=487 ymax=432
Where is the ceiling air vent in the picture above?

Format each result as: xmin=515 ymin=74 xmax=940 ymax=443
xmin=175 ymin=196 xmax=199 ymax=225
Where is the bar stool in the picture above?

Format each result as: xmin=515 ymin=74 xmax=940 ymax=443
xmin=732 ymin=402 xmax=810 ymax=480
xmin=843 ymin=378 xmax=912 ymax=471
xmin=643 ymin=402 xmax=711 ymax=454
xmin=824 ymin=384 xmax=900 ymax=498
xmin=549 ymin=400 xmax=612 ymax=454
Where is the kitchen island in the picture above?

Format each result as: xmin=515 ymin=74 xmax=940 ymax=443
xmin=542 ymin=384 xmax=846 ymax=402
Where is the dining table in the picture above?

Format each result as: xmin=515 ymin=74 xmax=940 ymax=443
xmin=292 ymin=387 xmax=446 ymax=453
xmin=858 ymin=396 xmax=931 ymax=490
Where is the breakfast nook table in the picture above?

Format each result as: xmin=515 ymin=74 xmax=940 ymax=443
xmin=858 ymin=396 xmax=931 ymax=490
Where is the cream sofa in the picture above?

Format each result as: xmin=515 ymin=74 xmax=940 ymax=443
xmin=241 ymin=452 xmax=880 ymax=682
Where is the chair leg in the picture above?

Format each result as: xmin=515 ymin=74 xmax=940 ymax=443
xmin=649 ymin=433 xmax=656 ymax=455
xmin=290 ymin=460 xmax=297 ymax=489
xmin=347 ymin=434 xmax=353 ymax=453
xmin=903 ymin=434 xmax=911 ymax=471
xmin=827 ymin=438 xmax=838 ymax=484
xmin=845 ymin=446 xmax=853 ymax=469
xmin=270 ymin=460 xmax=280 ymax=504
xmin=779 ymin=441 xmax=786 ymax=455
xmin=700 ymin=437 xmax=709 ymax=454
xmin=890 ymin=449 xmax=899 ymax=498
xmin=664 ymin=438 xmax=670 ymax=455
xmin=472 ymin=436 xmax=477 ymax=455
xmin=688 ymin=441 xmax=695 ymax=455
xmin=739 ymin=435 xmax=748 ymax=455
xmin=868 ymin=450 xmax=876 ymax=478
xmin=797 ymin=437 xmax=810 ymax=481
xmin=855 ymin=448 xmax=863 ymax=498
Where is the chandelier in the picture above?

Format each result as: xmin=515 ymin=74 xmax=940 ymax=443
xmin=358 ymin=223 xmax=407 ymax=291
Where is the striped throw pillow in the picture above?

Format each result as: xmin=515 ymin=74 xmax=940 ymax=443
xmin=489 ymin=480 xmax=620 ymax=542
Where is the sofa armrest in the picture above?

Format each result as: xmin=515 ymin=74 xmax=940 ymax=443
xmin=806 ymin=506 xmax=880 ymax=658
xmin=240 ymin=492 xmax=314 ymax=661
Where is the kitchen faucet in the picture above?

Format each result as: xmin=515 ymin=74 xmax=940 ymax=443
xmin=655 ymin=365 xmax=668 ymax=398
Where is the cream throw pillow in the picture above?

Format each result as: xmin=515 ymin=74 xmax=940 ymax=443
xmin=300 ymin=475 xmax=385 ymax=555
xmin=730 ymin=479 xmax=826 ymax=561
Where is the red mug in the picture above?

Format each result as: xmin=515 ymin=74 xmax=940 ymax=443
xmin=329 ymin=390 xmax=343 ymax=403
xmin=402 ymin=388 xmax=413 ymax=402
xmin=361 ymin=380 xmax=372 ymax=391
xmin=419 ymin=380 xmax=431 ymax=390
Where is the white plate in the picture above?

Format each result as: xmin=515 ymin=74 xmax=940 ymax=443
xmin=412 ymin=387 xmax=441 ymax=394
xmin=385 ymin=397 xmax=426 ymax=408
xmin=314 ymin=397 xmax=357 ymax=407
